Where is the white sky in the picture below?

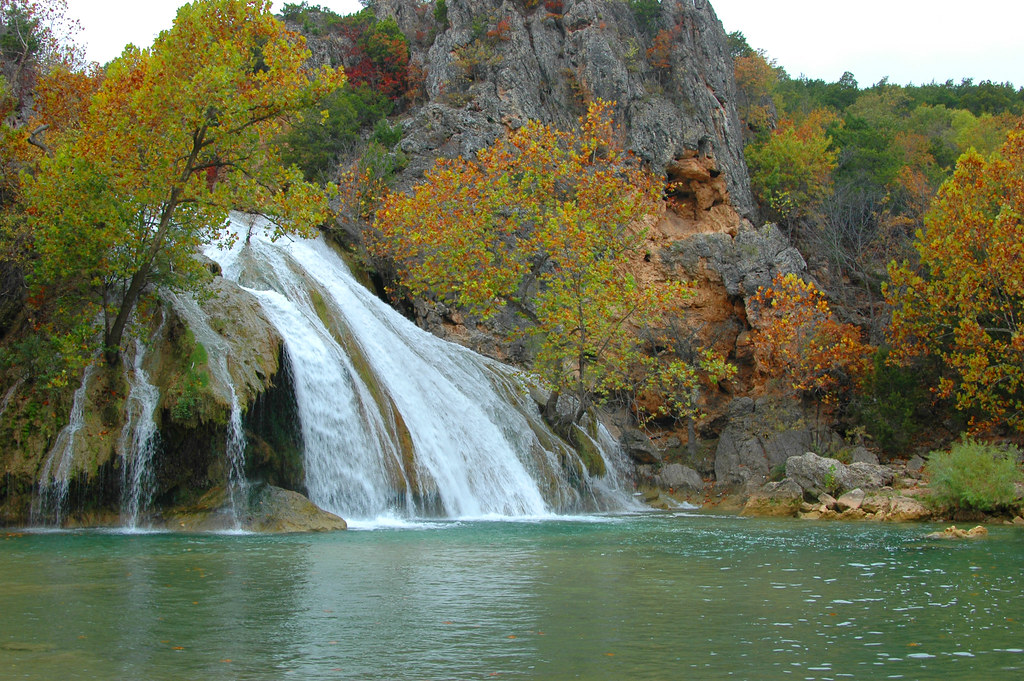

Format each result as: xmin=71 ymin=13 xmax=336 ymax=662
xmin=70 ymin=0 xmax=1023 ymax=88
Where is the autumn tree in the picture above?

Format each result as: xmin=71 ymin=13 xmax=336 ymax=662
xmin=371 ymin=101 xmax=706 ymax=428
xmin=743 ymin=109 xmax=839 ymax=229
xmin=21 ymin=0 xmax=345 ymax=374
xmin=886 ymin=120 xmax=1024 ymax=432
xmin=751 ymin=273 xmax=873 ymax=408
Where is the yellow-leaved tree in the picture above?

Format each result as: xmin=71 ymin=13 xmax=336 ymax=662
xmin=886 ymin=120 xmax=1024 ymax=432
xmin=371 ymin=101 xmax=732 ymax=429
xmin=21 ymin=0 xmax=345 ymax=375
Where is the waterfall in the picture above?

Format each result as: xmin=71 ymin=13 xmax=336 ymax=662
xmin=164 ymin=290 xmax=248 ymax=526
xmin=206 ymin=215 xmax=637 ymax=522
xmin=118 ymin=336 xmax=161 ymax=529
xmin=32 ymin=364 xmax=98 ymax=525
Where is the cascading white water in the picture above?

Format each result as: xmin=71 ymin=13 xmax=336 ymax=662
xmin=118 ymin=337 xmax=162 ymax=529
xmin=207 ymin=215 xmax=637 ymax=522
xmin=164 ymin=291 xmax=248 ymax=526
xmin=33 ymin=364 xmax=98 ymax=525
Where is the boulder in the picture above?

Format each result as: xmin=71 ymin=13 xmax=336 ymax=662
xmin=785 ymin=452 xmax=845 ymax=496
xmin=786 ymin=452 xmax=894 ymax=497
xmin=656 ymin=463 xmax=705 ymax=493
xmin=245 ymin=486 xmax=348 ymax=533
xmin=845 ymin=462 xmax=895 ymax=490
xmin=165 ymin=485 xmax=347 ymax=533
xmin=817 ymin=492 xmax=838 ymax=510
xmin=886 ymin=495 xmax=931 ymax=522
xmin=850 ymin=446 xmax=879 ymax=465
xmin=740 ymin=479 xmax=802 ymax=517
xmin=836 ymin=488 xmax=866 ymax=512
xmin=905 ymin=454 xmax=927 ymax=478
xmin=621 ymin=429 xmax=662 ymax=465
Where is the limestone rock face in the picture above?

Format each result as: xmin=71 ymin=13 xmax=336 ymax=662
xmin=712 ymin=397 xmax=842 ymax=488
xmin=374 ymin=0 xmax=754 ymax=218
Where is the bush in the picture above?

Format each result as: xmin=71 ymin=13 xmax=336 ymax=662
xmin=925 ymin=439 xmax=1022 ymax=514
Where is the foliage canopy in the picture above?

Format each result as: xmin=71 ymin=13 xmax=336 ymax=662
xmin=886 ymin=121 xmax=1024 ymax=432
xmin=20 ymin=0 xmax=345 ymax=376
xmin=372 ymin=101 xmax=718 ymax=425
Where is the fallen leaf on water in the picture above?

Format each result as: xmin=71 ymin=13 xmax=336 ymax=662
xmin=173 ymin=646 xmax=185 ymax=651
xmin=220 ymin=659 xmax=232 ymax=663
xmin=605 ymin=653 xmax=615 ymax=657
xmin=507 ymin=635 xmax=516 ymax=639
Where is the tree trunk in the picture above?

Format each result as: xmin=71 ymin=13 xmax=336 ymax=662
xmin=103 ymin=262 xmax=153 ymax=365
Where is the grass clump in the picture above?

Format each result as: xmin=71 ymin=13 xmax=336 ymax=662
xmin=925 ymin=439 xmax=1022 ymax=514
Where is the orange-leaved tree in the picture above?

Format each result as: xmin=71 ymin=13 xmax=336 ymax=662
xmin=371 ymin=101 xmax=704 ymax=427
xmin=886 ymin=119 xmax=1024 ymax=432
xmin=21 ymin=0 xmax=345 ymax=375
xmin=751 ymin=273 xmax=872 ymax=406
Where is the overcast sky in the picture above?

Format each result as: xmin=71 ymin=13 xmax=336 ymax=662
xmin=71 ymin=0 xmax=1022 ymax=88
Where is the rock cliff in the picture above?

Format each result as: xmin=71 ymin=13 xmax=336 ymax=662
xmin=377 ymin=0 xmax=754 ymax=218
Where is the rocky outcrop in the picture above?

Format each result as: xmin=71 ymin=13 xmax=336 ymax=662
xmin=712 ymin=397 xmax=842 ymax=488
xmin=926 ymin=525 xmax=989 ymax=539
xmin=0 ymin=277 xmax=296 ymax=527
xmin=785 ymin=452 xmax=894 ymax=497
xmin=374 ymin=0 xmax=753 ymax=218
xmin=740 ymin=479 xmax=802 ymax=517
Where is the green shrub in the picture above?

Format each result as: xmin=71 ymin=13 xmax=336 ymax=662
xmin=925 ymin=439 xmax=1022 ymax=514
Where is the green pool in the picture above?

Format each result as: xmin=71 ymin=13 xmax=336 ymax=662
xmin=2 ymin=513 xmax=1022 ymax=680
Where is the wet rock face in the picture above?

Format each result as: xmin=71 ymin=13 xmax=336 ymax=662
xmin=373 ymin=0 xmax=753 ymax=217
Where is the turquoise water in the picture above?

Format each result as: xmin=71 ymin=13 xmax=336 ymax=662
xmin=2 ymin=513 xmax=1022 ymax=680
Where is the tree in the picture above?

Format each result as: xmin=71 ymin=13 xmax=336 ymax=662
xmin=371 ymin=101 xmax=700 ymax=427
xmin=22 ymin=0 xmax=345 ymax=371
xmin=744 ymin=109 xmax=839 ymax=228
xmin=886 ymin=120 xmax=1024 ymax=432
xmin=751 ymin=273 xmax=872 ymax=407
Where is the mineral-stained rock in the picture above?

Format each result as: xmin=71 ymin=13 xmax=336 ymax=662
xmin=245 ymin=486 xmax=348 ymax=533
xmin=166 ymin=485 xmax=346 ymax=533
xmin=926 ymin=525 xmax=988 ymax=540
xmin=740 ymin=478 xmax=802 ymax=517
